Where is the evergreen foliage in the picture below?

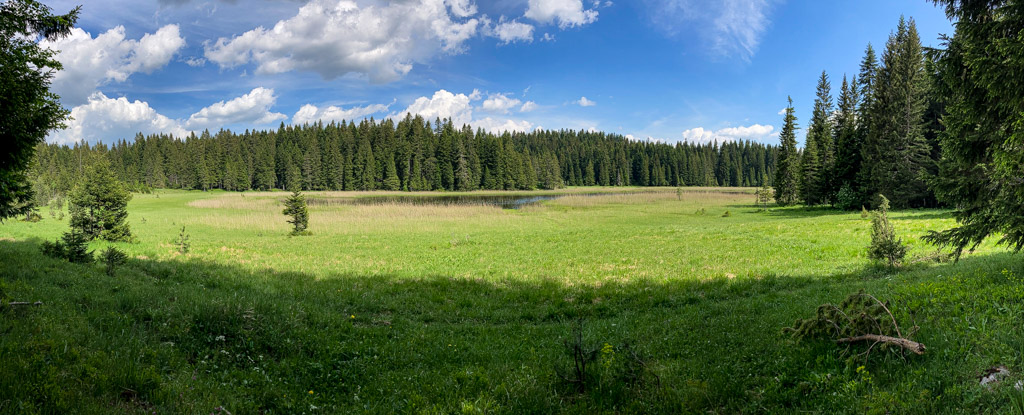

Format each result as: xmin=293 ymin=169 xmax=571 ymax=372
xmin=68 ymin=162 xmax=133 ymax=242
xmin=282 ymin=189 xmax=309 ymax=235
xmin=773 ymin=98 xmax=801 ymax=206
xmin=802 ymin=71 xmax=834 ymax=206
xmin=40 ymin=230 xmax=93 ymax=264
xmin=0 ymin=0 xmax=79 ymax=220
xmin=100 ymin=246 xmax=127 ymax=276
xmin=28 ymin=117 xmax=778 ymax=195
xmin=755 ymin=181 xmax=773 ymax=211
xmin=833 ymin=75 xmax=861 ymax=208
xmin=867 ymin=195 xmax=907 ymax=268
xmin=861 ymin=17 xmax=934 ymax=209
xmin=924 ymin=0 xmax=1024 ymax=257
xmin=175 ymin=226 xmax=191 ymax=254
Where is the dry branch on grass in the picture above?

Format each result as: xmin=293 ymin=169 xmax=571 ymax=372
xmin=784 ymin=291 xmax=925 ymax=358
xmin=2 ymin=301 xmax=43 ymax=307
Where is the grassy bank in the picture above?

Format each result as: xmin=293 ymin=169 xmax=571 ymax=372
xmin=1 ymin=188 xmax=1022 ymax=413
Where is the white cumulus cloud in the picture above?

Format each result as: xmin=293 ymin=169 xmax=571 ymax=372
xmin=293 ymin=102 xmax=391 ymax=124
xmin=481 ymin=93 xmax=523 ymax=114
xmin=525 ymin=0 xmax=599 ymax=28
xmin=392 ymin=89 xmax=534 ymax=133
xmin=204 ymin=0 xmax=481 ymax=83
xmin=396 ymin=89 xmax=475 ymax=126
xmin=681 ymin=124 xmax=775 ymax=144
xmin=474 ymin=117 xmax=534 ymax=133
xmin=186 ymin=87 xmax=287 ymax=130
xmin=490 ymin=19 xmax=534 ymax=43
xmin=48 ymin=92 xmax=188 ymax=145
xmin=43 ymin=25 xmax=185 ymax=106
xmin=520 ymin=101 xmax=538 ymax=112
xmin=576 ymin=96 xmax=596 ymax=107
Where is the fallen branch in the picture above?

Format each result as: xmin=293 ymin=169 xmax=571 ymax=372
xmin=837 ymin=334 xmax=925 ymax=355
xmin=784 ymin=290 xmax=925 ymax=361
xmin=3 ymin=301 xmax=43 ymax=307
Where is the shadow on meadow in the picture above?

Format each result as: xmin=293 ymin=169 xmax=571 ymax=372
xmin=2 ymin=238 xmax=1022 ymax=414
xmin=890 ymin=211 xmax=954 ymax=221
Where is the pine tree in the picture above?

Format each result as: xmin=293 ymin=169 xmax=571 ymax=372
xmin=0 ymin=0 xmax=79 ymax=220
xmin=925 ymin=0 xmax=1024 ymax=256
xmin=862 ymin=17 xmax=932 ymax=209
xmin=814 ymin=71 xmax=836 ymax=204
xmin=854 ymin=44 xmax=879 ymax=205
xmin=800 ymin=132 xmax=820 ymax=206
xmin=68 ymin=161 xmax=133 ymax=242
xmin=833 ymin=75 xmax=861 ymax=209
xmin=867 ymin=195 xmax=906 ymax=268
xmin=802 ymin=71 xmax=833 ymax=206
xmin=382 ymin=156 xmax=400 ymax=191
xmin=774 ymin=97 xmax=801 ymax=206
xmin=282 ymin=188 xmax=308 ymax=235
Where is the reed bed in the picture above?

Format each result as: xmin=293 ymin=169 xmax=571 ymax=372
xmin=188 ymin=200 xmax=511 ymax=233
xmin=551 ymin=189 xmax=752 ymax=207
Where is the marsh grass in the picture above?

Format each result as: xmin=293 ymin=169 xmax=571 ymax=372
xmin=1 ymin=187 xmax=1022 ymax=413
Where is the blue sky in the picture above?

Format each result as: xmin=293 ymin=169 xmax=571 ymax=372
xmin=41 ymin=0 xmax=954 ymax=146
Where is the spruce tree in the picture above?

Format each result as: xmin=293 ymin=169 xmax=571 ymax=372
xmin=925 ymin=0 xmax=1024 ymax=256
xmin=69 ymin=161 xmax=133 ymax=242
xmin=833 ymin=75 xmax=861 ymax=209
xmin=382 ymin=157 xmax=400 ymax=190
xmin=282 ymin=186 xmax=309 ymax=236
xmin=862 ymin=17 xmax=932 ymax=209
xmin=774 ymin=97 xmax=801 ymax=206
xmin=0 ymin=0 xmax=79 ymax=220
xmin=854 ymin=44 xmax=879 ymax=205
xmin=802 ymin=71 xmax=833 ymax=206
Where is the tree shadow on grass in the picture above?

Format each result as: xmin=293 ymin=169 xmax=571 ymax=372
xmin=731 ymin=205 xmax=852 ymax=219
xmin=1 ymin=239 xmax=1022 ymax=414
xmin=891 ymin=211 xmax=954 ymax=221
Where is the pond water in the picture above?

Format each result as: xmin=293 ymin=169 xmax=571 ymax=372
xmin=305 ymin=192 xmax=646 ymax=209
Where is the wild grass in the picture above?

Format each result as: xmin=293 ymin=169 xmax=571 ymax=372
xmin=1 ymin=187 xmax=1022 ymax=413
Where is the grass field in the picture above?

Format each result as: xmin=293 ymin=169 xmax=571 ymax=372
xmin=2 ymin=187 xmax=1023 ymax=413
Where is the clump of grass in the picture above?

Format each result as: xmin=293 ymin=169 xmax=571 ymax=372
xmin=695 ymin=208 xmax=706 ymax=216
xmin=721 ymin=210 xmax=731 ymax=217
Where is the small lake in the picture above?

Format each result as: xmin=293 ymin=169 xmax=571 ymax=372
xmin=305 ymin=191 xmax=650 ymax=209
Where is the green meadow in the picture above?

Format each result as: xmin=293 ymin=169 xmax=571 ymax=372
xmin=2 ymin=188 xmax=1023 ymax=413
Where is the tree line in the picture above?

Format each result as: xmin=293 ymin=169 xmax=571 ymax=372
xmin=28 ymin=116 xmax=779 ymax=200
xmin=775 ymin=16 xmax=942 ymax=210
